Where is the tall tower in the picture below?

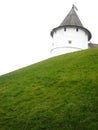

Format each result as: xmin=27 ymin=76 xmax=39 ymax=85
xmin=50 ymin=5 xmax=92 ymax=56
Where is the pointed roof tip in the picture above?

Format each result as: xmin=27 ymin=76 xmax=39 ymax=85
xmin=60 ymin=5 xmax=83 ymax=27
xmin=72 ymin=4 xmax=78 ymax=11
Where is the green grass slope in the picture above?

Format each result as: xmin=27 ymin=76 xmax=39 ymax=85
xmin=0 ymin=48 xmax=98 ymax=130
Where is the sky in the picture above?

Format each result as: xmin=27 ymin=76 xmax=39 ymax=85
xmin=0 ymin=0 xmax=98 ymax=75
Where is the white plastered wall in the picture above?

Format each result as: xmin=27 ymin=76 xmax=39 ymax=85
xmin=51 ymin=27 xmax=89 ymax=56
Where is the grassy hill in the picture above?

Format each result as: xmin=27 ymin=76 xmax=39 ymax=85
xmin=0 ymin=48 xmax=98 ymax=130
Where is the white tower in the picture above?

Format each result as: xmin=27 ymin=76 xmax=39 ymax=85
xmin=50 ymin=5 xmax=92 ymax=56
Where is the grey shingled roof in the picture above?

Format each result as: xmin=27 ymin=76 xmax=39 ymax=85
xmin=60 ymin=7 xmax=83 ymax=27
xmin=51 ymin=6 xmax=92 ymax=40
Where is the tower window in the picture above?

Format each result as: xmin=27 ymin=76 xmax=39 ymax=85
xmin=68 ymin=40 xmax=72 ymax=44
xmin=64 ymin=27 xmax=66 ymax=31
xmin=76 ymin=28 xmax=78 ymax=32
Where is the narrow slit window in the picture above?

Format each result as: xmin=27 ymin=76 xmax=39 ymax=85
xmin=76 ymin=28 xmax=78 ymax=32
xmin=64 ymin=27 xmax=66 ymax=31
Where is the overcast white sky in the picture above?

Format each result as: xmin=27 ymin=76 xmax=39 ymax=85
xmin=0 ymin=0 xmax=98 ymax=75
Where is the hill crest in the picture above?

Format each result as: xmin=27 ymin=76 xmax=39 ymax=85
xmin=0 ymin=48 xmax=98 ymax=130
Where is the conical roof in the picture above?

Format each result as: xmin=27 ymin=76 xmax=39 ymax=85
xmin=51 ymin=5 xmax=92 ymax=40
xmin=60 ymin=6 xmax=83 ymax=27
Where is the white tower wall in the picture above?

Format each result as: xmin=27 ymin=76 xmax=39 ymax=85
xmin=51 ymin=27 xmax=89 ymax=56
